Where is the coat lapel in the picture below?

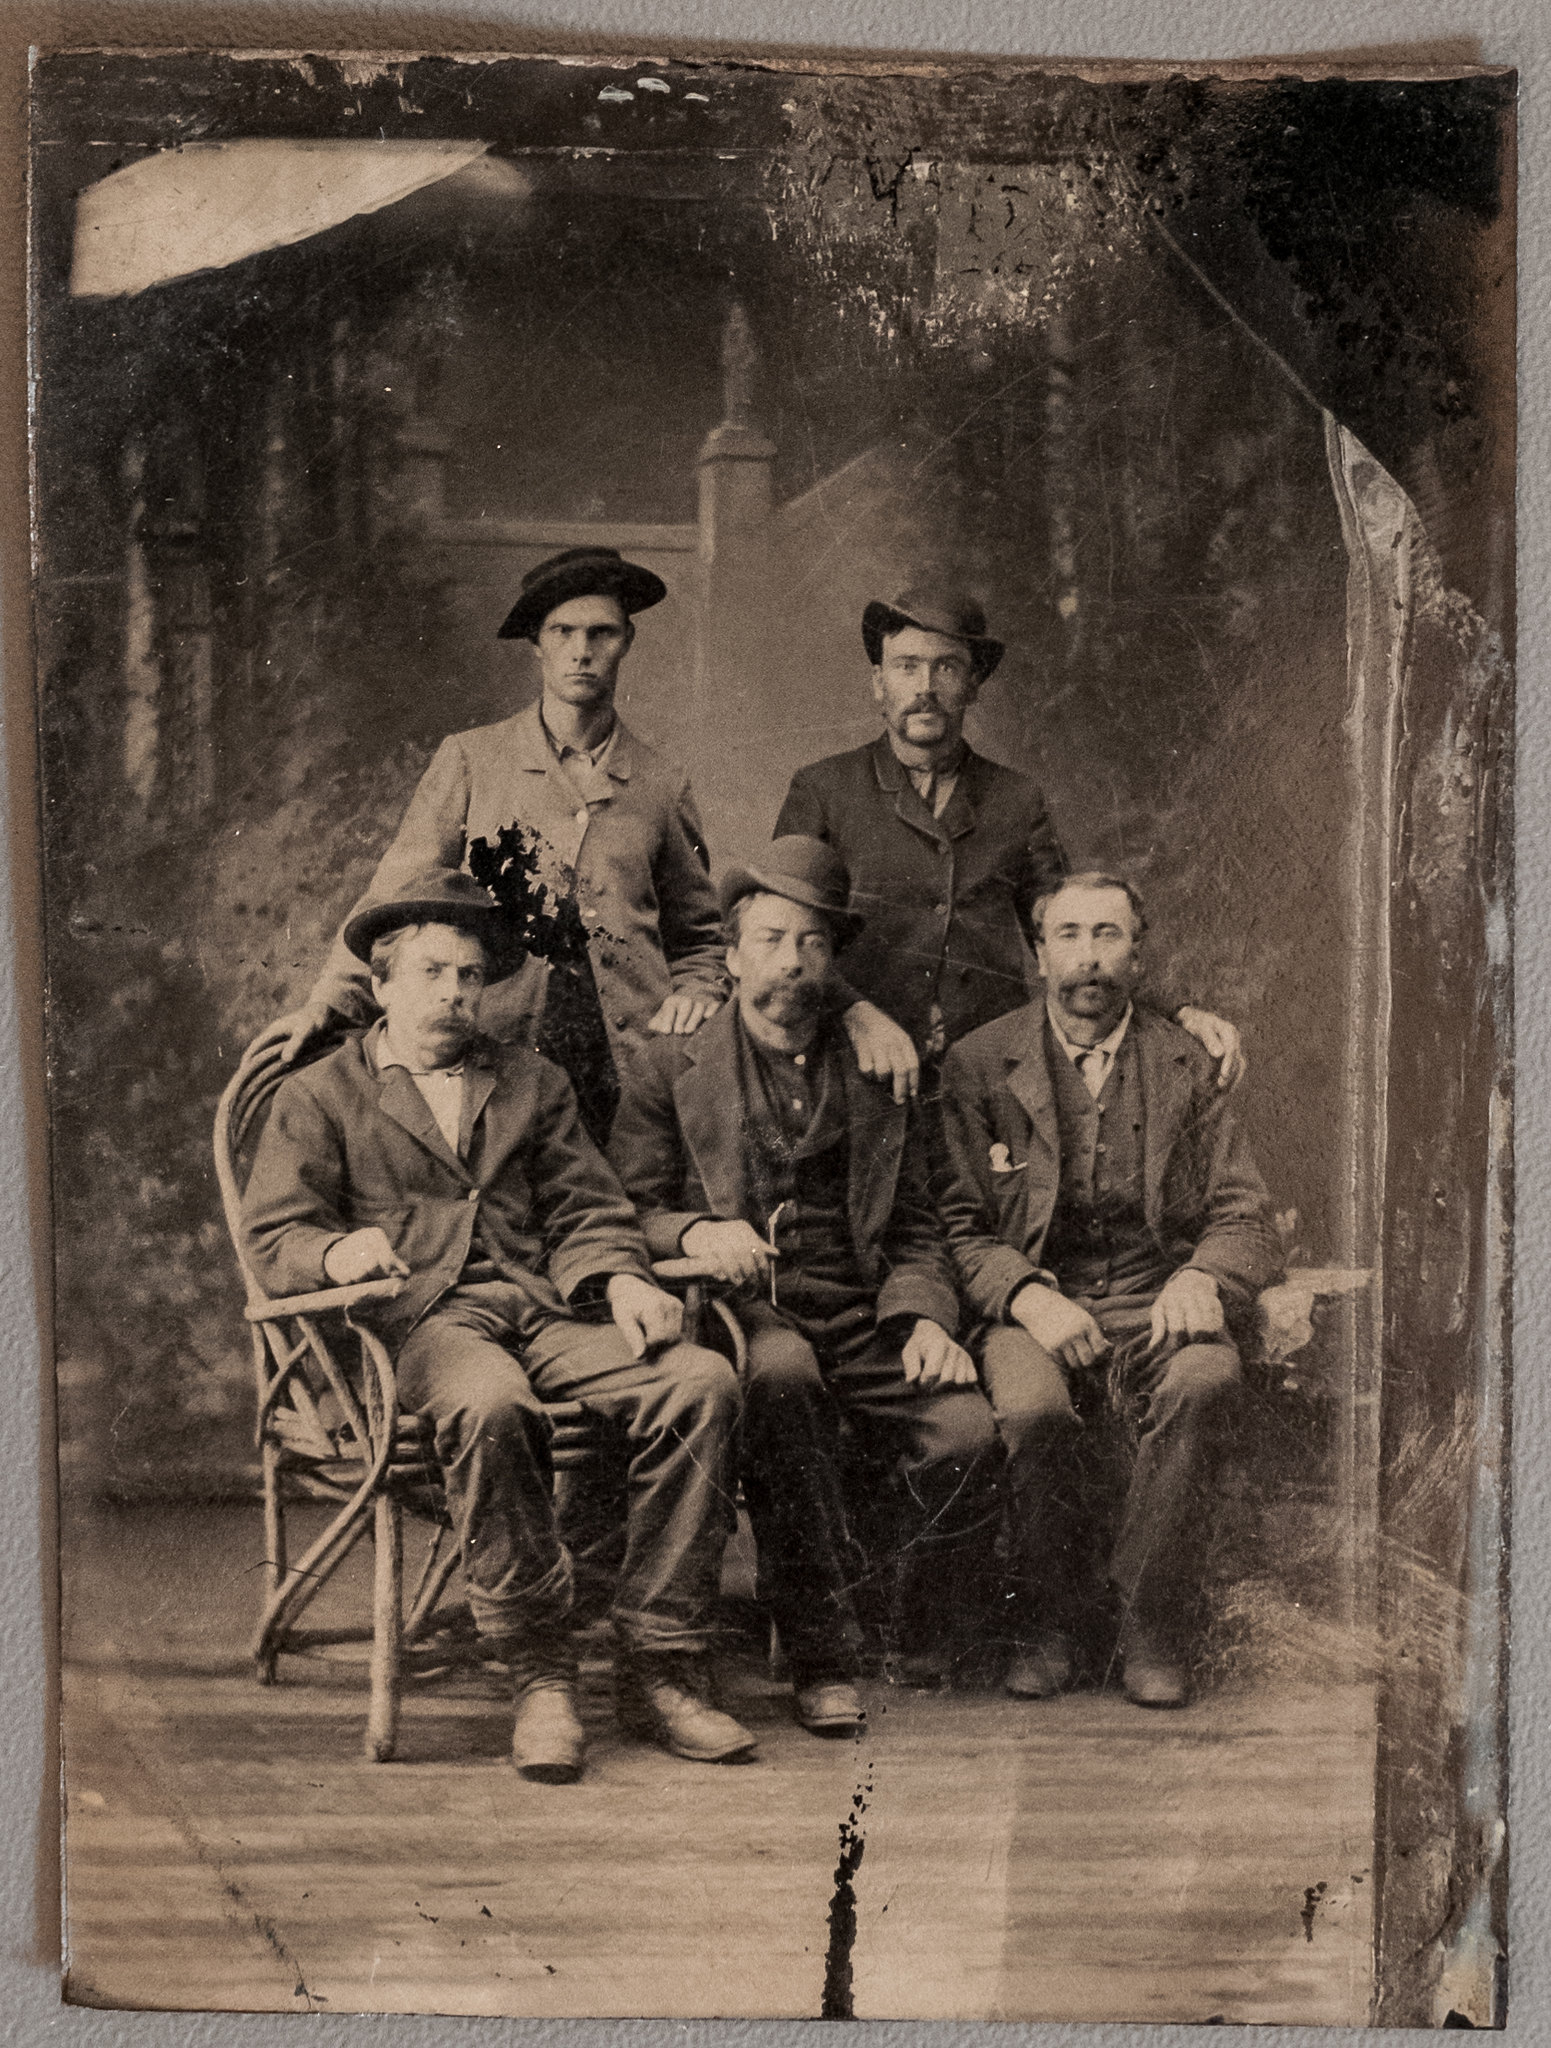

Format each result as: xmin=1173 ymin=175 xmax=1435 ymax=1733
xmin=672 ymin=1007 xmax=751 ymax=1221
xmin=1136 ymin=1014 xmax=1192 ymax=1231
xmin=1003 ymin=1010 xmax=1060 ymax=1180
xmin=871 ymin=735 xmax=952 ymax=851
xmin=458 ymin=1058 xmax=499 ymax=1163
xmin=375 ymin=1063 xmax=470 ymax=1180
xmin=841 ymin=1054 xmax=905 ymax=1251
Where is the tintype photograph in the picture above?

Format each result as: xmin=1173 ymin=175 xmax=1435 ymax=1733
xmin=30 ymin=44 xmax=1513 ymax=2024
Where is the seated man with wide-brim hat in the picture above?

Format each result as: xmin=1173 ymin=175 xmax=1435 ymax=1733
xmin=241 ymin=866 xmax=756 ymax=1781
xmin=608 ymin=837 xmax=1001 ymax=1735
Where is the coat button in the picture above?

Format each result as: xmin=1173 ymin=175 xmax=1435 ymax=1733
xmin=613 ymin=1016 xmax=630 ymax=1031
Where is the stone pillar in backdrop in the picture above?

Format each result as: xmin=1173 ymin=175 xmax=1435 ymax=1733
xmin=696 ymin=304 xmax=775 ymax=693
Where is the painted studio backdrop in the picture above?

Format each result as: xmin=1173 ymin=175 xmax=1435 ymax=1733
xmin=32 ymin=52 xmax=1511 ymax=2025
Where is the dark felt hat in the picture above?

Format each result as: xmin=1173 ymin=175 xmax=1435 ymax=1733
xmin=343 ymin=868 xmax=525 ymax=981
xmin=496 ymin=546 xmax=668 ymax=642
xmin=861 ymin=581 xmax=1005 ymax=678
xmin=718 ymin=836 xmax=865 ymax=950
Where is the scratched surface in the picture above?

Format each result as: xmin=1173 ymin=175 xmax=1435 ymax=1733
xmin=61 ymin=1504 xmax=1373 ymax=2022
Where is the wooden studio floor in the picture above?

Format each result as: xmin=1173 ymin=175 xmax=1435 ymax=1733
xmin=60 ymin=1502 xmax=1377 ymax=2023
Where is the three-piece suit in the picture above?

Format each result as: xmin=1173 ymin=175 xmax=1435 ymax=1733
xmin=241 ymin=1023 xmax=739 ymax=1654
xmin=609 ymin=1000 xmax=1001 ymax=1682
xmin=938 ymin=1003 xmax=1283 ymax=1647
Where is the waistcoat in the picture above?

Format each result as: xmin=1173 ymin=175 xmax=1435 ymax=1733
xmin=1043 ymin=1022 xmax=1168 ymax=1298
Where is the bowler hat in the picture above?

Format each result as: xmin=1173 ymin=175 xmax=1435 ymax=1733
xmin=343 ymin=868 xmax=525 ymax=981
xmin=861 ymin=581 xmax=1004 ymax=678
xmin=496 ymin=546 xmax=667 ymax=642
xmin=719 ymin=836 xmax=865 ymax=950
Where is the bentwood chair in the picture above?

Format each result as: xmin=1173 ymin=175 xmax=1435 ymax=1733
xmin=213 ymin=1038 xmax=598 ymax=1761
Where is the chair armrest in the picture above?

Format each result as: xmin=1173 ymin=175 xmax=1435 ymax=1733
xmin=246 ymin=1278 xmax=406 ymax=1321
xmin=1256 ymin=1266 xmax=1372 ymax=1372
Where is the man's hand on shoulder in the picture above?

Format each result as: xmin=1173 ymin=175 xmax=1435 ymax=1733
xmin=244 ymin=1000 xmax=340 ymax=1069
xmin=1174 ymin=1006 xmax=1245 ymax=1091
xmin=607 ymin=1273 xmax=685 ymax=1358
xmin=647 ymin=990 xmax=723 ymax=1036
xmin=322 ymin=1228 xmax=410 ymax=1287
xmin=680 ymin=1219 xmax=775 ymax=1287
xmin=843 ymin=1000 xmax=920 ymax=1104
xmin=900 ymin=1319 xmax=978 ymax=1389
xmin=1010 ymin=1283 xmax=1110 ymax=1370
xmin=1148 ymin=1268 xmax=1225 ymax=1350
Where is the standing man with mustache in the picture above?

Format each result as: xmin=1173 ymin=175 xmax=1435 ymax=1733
xmin=936 ymin=873 xmax=1283 ymax=1709
xmin=774 ymin=584 xmax=1245 ymax=1094
xmin=608 ymin=838 xmax=1000 ymax=1734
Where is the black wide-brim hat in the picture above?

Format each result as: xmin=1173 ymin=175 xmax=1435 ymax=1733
xmin=861 ymin=582 xmax=1005 ymax=678
xmin=343 ymin=868 xmax=525 ymax=981
xmin=497 ymin=546 xmax=668 ymax=642
xmin=718 ymin=835 xmax=865 ymax=950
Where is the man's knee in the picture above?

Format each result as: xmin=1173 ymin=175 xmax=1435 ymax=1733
xmin=914 ymin=1387 xmax=1001 ymax=1476
xmin=745 ymin=1327 xmax=825 ymax=1408
xmin=1158 ymin=1341 xmax=1243 ymax=1420
xmin=653 ymin=1341 xmax=741 ymax=1424
xmin=979 ymin=1327 xmax=1080 ymax=1457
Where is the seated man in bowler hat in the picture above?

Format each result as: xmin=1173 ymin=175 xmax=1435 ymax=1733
xmin=608 ymin=837 xmax=1001 ymax=1736
xmin=241 ymin=867 xmax=756 ymax=1781
xmin=776 ymin=582 xmax=1244 ymax=1094
xmin=937 ymin=872 xmax=1283 ymax=1708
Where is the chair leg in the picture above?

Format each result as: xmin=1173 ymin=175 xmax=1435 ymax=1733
xmin=366 ymin=1492 xmax=403 ymax=1762
xmin=257 ymin=1440 xmax=286 ymax=1684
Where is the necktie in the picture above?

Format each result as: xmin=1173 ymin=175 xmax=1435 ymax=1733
xmin=1076 ymin=1048 xmax=1106 ymax=1099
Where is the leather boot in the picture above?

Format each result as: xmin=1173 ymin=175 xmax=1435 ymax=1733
xmin=508 ymin=1633 xmax=586 ymax=1782
xmin=614 ymin=1651 xmax=757 ymax=1763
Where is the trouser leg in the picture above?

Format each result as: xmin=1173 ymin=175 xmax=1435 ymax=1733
xmin=395 ymin=1303 xmax=571 ymax=1642
xmin=522 ymin=1319 xmax=740 ymax=1657
xmin=1111 ymin=1338 xmax=1244 ymax=1641
xmin=829 ymin=1332 xmax=1002 ymax=1657
xmin=977 ymin=1325 xmax=1090 ymax=1638
xmin=738 ymin=1315 xmax=862 ymax=1680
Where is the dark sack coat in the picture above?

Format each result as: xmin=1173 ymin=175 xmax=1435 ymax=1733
xmin=608 ymin=1002 xmax=962 ymax=1337
xmin=242 ymin=1030 xmax=654 ymax=1359
xmin=938 ymin=1003 xmax=1284 ymax=1325
xmin=774 ymin=736 xmax=1067 ymax=1050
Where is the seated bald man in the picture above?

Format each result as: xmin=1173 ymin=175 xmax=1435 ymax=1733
xmin=938 ymin=872 xmax=1283 ymax=1708
xmin=242 ymin=868 xmax=754 ymax=1781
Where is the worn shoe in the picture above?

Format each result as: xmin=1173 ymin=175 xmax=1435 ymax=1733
xmin=1120 ymin=1628 xmax=1190 ymax=1709
xmin=881 ymin=1647 xmax=951 ymax=1690
xmin=615 ymin=1653 xmax=758 ymax=1763
xmin=511 ymin=1679 xmax=587 ymax=1782
xmin=794 ymin=1679 xmax=865 ymax=1736
xmin=1005 ymin=1633 xmax=1074 ymax=1699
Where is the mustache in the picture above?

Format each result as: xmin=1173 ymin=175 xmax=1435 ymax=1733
xmin=752 ymin=977 xmax=827 ymax=1017
xmin=902 ymin=697 xmax=946 ymax=715
xmin=1059 ymin=972 xmax=1122 ymax=996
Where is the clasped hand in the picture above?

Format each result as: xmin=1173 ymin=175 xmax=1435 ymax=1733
xmin=900 ymin=1318 xmax=977 ymax=1389
xmin=322 ymin=1227 xmax=410 ymax=1287
xmin=607 ymin=1273 xmax=685 ymax=1359
xmin=680 ymin=1218 xmax=774 ymax=1287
